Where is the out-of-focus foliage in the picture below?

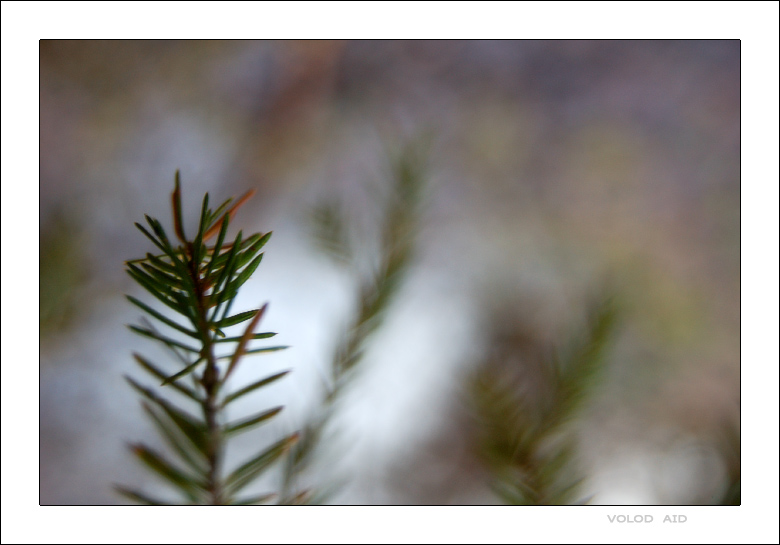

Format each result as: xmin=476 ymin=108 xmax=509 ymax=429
xmin=40 ymin=214 xmax=89 ymax=337
xmin=470 ymin=294 xmax=618 ymax=504
xmin=280 ymin=140 xmax=428 ymax=504
xmin=714 ymin=416 xmax=740 ymax=505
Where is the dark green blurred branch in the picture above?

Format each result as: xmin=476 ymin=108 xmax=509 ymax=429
xmin=40 ymin=213 xmax=89 ymax=337
xmin=471 ymin=293 xmax=618 ymax=505
xmin=280 ymin=140 xmax=428 ymax=504
xmin=714 ymin=416 xmax=740 ymax=505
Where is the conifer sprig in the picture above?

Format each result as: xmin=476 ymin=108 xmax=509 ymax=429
xmin=118 ymin=171 xmax=296 ymax=505
xmin=471 ymin=294 xmax=618 ymax=505
xmin=279 ymin=141 xmax=428 ymax=504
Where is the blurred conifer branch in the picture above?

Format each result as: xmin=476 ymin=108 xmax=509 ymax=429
xmin=280 ymin=138 xmax=429 ymax=504
xmin=470 ymin=293 xmax=618 ymax=505
xmin=714 ymin=416 xmax=740 ymax=505
xmin=118 ymin=171 xmax=296 ymax=505
xmin=40 ymin=213 xmax=89 ymax=336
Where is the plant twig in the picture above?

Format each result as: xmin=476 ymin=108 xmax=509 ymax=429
xmin=470 ymin=292 xmax=618 ymax=505
xmin=119 ymin=171 xmax=296 ymax=505
xmin=280 ymin=139 xmax=429 ymax=504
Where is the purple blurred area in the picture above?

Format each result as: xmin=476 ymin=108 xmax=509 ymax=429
xmin=40 ymin=40 xmax=739 ymax=505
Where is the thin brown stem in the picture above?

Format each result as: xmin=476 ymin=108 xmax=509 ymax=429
xmin=185 ymin=242 xmax=225 ymax=505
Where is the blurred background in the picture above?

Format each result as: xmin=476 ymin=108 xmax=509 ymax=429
xmin=39 ymin=40 xmax=740 ymax=505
